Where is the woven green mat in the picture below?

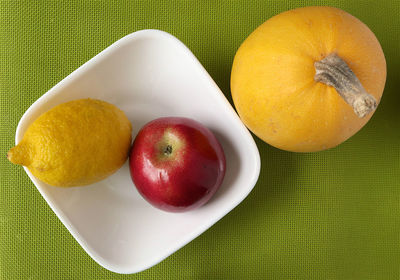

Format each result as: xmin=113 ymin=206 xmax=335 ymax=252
xmin=1 ymin=1 xmax=399 ymax=279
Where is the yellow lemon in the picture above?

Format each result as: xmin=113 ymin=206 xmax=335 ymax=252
xmin=7 ymin=98 xmax=132 ymax=187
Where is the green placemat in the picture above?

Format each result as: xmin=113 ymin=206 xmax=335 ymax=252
xmin=1 ymin=1 xmax=399 ymax=279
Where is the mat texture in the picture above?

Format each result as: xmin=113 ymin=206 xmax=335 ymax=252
xmin=1 ymin=0 xmax=399 ymax=279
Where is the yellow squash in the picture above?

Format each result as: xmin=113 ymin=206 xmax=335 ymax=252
xmin=231 ymin=6 xmax=386 ymax=152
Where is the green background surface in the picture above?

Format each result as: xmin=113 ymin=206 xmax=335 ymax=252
xmin=1 ymin=0 xmax=399 ymax=279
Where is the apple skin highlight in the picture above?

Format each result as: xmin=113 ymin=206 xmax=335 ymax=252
xmin=129 ymin=117 xmax=226 ymax=212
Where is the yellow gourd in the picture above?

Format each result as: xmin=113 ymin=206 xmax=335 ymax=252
xmin=231 ymin=6 xmax=386 ymax=152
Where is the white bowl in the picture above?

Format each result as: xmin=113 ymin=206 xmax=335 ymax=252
xmin=15 ymin=30 xmax=261 ymax=274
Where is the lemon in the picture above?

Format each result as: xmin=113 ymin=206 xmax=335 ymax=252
xmin=7 ymin=98 xmax=132 ymax=187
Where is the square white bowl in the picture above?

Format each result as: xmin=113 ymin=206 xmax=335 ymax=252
xmin=15 ymin=30 xmax=261 ymax=274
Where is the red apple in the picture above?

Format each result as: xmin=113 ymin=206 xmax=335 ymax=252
xmin=129 ymin=117 xmax=226 ymax=212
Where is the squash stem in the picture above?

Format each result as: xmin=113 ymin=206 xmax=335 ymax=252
xmin=314 ymin=54 xmax=377 ymax=118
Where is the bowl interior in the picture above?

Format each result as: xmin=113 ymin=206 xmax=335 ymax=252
xmin=16 ymin=30 xmax=260 ymax=274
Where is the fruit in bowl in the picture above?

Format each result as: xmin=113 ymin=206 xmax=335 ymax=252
xmin=7 ymin=98 xmax=132 ymax=187
xmin=129 ymin=117 xmax=226 ymax=212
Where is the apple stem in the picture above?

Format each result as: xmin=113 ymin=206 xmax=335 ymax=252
xmin=164 ymin=145 xmax=173 ymax=156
